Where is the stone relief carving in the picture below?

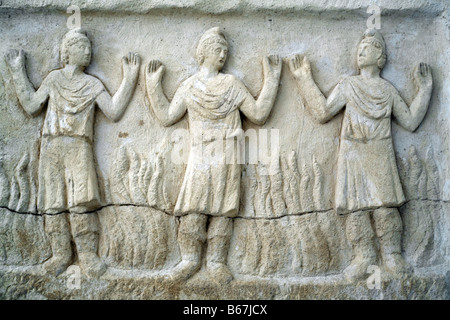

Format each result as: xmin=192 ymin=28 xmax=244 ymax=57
xmin=145 ymin=27 xmax=282 ymax=282
xmin=0 ymin=4 xmax=447 ymax=300
xmin=288 ymin=29 xmax=433 ymax=279
xmin=4 ymin=28 xmax=141 ymax=278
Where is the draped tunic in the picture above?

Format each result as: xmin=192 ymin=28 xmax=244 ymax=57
xmin=333 ymin=76 xmax=406 ymax=214
xmin=37 ymin=70 xmax=105 ymax=213
xmin=173 ymin=73 xmax=247 ymax=217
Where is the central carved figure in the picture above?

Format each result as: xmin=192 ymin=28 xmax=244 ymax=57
xmin=145 ymin=27 xmax=282 ymax=281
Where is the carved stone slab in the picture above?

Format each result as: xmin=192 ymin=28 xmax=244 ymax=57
xmin=0 ymin=0 xmax=448 ymax=300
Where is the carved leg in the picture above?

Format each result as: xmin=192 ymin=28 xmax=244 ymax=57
xmin=373 ymin=207 xmax=412 ymax=276
xmin=43 ymin=213 xmax=72 ymax=277
xmin=170 ymin=213 xmax=207 ymax=281
xmin=70 ymin=211 xmax=106 ymax=278
xmin=343 ymin=211 xmax=376 ymax=280
xmin=206 ymin=216 xmax=233 ymax=283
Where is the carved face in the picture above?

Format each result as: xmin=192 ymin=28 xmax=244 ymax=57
xmin=67 ymin=38 xmax=91 ymax=67
xmin=202 ymin=43 xmax=228 ymax=71
xmin=357 ymin=41 xmax=382 ymax=69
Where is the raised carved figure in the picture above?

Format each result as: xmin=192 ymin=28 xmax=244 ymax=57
xmin=145 ymin=27 xmax=282 ymax=282
xmin=289 ymin=29 xmax=433 ymax=279
xmin=5 ymin=28 xmax=141 ymax=278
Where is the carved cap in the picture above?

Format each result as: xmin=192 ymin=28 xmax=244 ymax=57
xmin=62 ymin=28 xmax=90 ymax=45
xmin=362 ymin=29 xmax=386 ymax=53
xmin=196 ymin=27 xmax=228 ymax=64
xmin=198 ymin=27 xmax=227 ymax=47
xmin=360 ymin=29 xmax=387 ymax=69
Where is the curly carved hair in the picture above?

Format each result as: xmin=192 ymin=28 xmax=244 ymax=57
xmin=60 ymin=28 xmax=90 ymax=65
xmin=196 ymin=27 xmax=228 ymax=65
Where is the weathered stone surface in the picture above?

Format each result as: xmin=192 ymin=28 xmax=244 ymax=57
xmin=0 ymin=0 xmax=448 ymax=300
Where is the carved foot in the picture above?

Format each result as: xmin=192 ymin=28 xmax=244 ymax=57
xmin=78 ymin=252 xmax=107 ymax=278
xmin=207 ymin=262 xmax=233 ymax=284
xmin=343 ymin=259 xmax=373 ymax=281
xmin=43 ymin=255 xmax=71 ymax=277
xmin=168 ymin=259 xmax=201 ymax=282
xmin=383 ymin=253 xmax=413 ymax=277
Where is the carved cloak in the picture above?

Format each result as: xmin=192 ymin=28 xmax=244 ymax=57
xmin=174 ymin=74 xmax=246 ymax=217
xmin=37 ymin=70 xmax=105 ymax=213
xmin=334 ymin=76 xmax=406 ymax=214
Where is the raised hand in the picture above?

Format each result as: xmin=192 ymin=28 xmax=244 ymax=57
xmin=263 ymin=55 xmax=282 ymax=81
xmin=145 ymin=60 xmax=165 ymax=90
xmin=288 ymin=54 xmax=312 ymax=80
xmin=5 ymin=49 xmax=26 ymax=72
xmin=413 ymin=62 xmax=432 ymax=91
xmin=122 ymin=52 xmax=141 ymax=82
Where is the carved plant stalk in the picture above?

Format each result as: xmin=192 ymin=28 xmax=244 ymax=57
xmin=409 ymin=146 xmax=427 ymax=199
xmin=111 ymin=146 xmax=131 ymax=202
xmin=269 ymin=156 xmax=287 ymax=217
xmin=299 ymin=163 xmax=314 ymax=212
xmin=281 ymin=157 xmax=295 ymax=215
xmin=241 ymin=165 xmax=257 ymax=217
xmin=162 ymin=179 xmax=172 ymax=210
xmin=15 ymin=153 xmax=30 ymax=212
xmin=128 ymin=148 xmax=147 ymax=204
xmin=253 ymin=167 xmax=266 ymax=217
xmin=147 ymin=155 xmax=165 ymax=209
xmin=312 ymin=157 xmax=326 ymax=211
xmin=398 ymin=156 xmax=411 ymax=199
xmin=28 ymin=149 xmax=38 ymax=213
xmin=284 ymin=151 xmax=301 ymax=214
xmin=424 ymin=147 xmax=442 ymax=264
xmin=257 ymin=163 xmax=273 ymax=218
xmin=140 ymin=159 xmax=153 ymax=198
xmin=425 ymin=147 xmax=440 ymax=200
xmin=8 ymin=168 xmax=19 ymax=210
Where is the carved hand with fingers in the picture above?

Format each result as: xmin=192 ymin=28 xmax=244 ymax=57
xmin=145 ymin=60 xmax=165 ymax=90
xmin=413 ymin=62 xmax=432 ymax=92
xmin=263 ymin=55 xmax=282 ymax=80
xmin=122 ymin=52 xmax=141 ymax=82
xmin=5 ymin=49 xmax=26 ymax=72
xmin=288 ymin=54 xmax=312 ymax=80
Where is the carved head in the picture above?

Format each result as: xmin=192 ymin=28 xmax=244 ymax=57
xmin=60 ymin=28 xmax=91 ymax=67
xmin=357 ymin=29 xmax=387 ymax=70
xmin=196 ymin=27 xmax=228 ymax=70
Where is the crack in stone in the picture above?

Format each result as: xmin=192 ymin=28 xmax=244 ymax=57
xmin=1 ymin=198 xmax=448 ymax=220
